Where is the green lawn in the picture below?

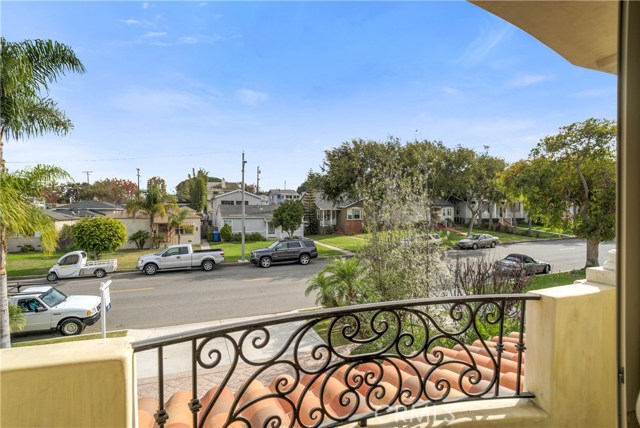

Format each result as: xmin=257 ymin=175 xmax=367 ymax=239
xmin=13 ymin=330 xmax=128 ymax=347
xmin=308 ymin=235 xmax=368 ymax=253
xmin=526 ymin=269 xmax=586 ymax=291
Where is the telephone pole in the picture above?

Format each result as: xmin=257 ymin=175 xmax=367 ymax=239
xmin=82 ymin=171 xmax=93 ymax=185
xmin=136 ymin=168 xmax=141 ymax=190
xmin=256 ymin=166 xmax=261 ymax=194
xmin=241 ymin=152 xmax=247 ymax=262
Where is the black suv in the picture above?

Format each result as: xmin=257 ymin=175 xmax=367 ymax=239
xmin=249 ymin=239 xmax=318 ymax=268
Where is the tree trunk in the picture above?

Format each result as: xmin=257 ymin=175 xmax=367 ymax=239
xmin=1 ymin=226 xmax=11 ymax=348
xmin=468 ymin=210 xmax=477 ymax=235
xmin=528 ymin=214 xmax=532 ymax=235
xmin=586 ymin=238 xmax=600 ymax=267
xmin=488 ymin=201 xmax=494 ymax=230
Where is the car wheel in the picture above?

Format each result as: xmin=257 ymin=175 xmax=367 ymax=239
xmin=59 ymin=318 xmax=84 ymax=336
xmin=202 ymin=260 xmax=215 ymax=271
xmin=544 ymin=265 xmax=551 ymax=274
xmin=144 ymin=264 xmax=158 ymax=275
xmin=490 ymin=241 xmax=496 ymax=248
xmin=94 ymin=268 xmax=106 ymax=278
xmin=299 ymin=254 xmax=311 ymax=265
xmin=472 ymin=243 xmax=479 ymax=250
xmin=260 ymin=257 xmax=272 ymax=268
xmin=47 ymin=272 xmax=58 ymax=282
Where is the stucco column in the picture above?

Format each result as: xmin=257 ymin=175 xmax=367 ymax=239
xmin=618 ymin=0 xmax=640 ymax=424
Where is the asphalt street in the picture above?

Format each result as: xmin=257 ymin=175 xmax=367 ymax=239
xmin=10 ymin=238 xmax=615 ymax=342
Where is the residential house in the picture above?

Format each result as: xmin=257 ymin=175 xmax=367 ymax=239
xmin=106 ymin=207 xmax=202 ymax=249
xmin=434 ymin=199 xmax=455 ymax=226
xmin=7 ymin=210 xmax=80 ymax=253
xmin=52 ymin=200 xmax=123 ymax=218
xmin=209 ymin=189 xmax=268 ymax=229
xmin=305 ymin=193 xmax=365 ymax=235
xmin=268 ymin=189 xmax=301 ymax=206
xmin=215 ymin=204 xmax=304 ymax=239
xmin=454 ymin=199 xmax=528 ymax=226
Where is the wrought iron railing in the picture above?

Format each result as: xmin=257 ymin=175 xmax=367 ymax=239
xmin=132 ymin=294 xmax=539 ymax=428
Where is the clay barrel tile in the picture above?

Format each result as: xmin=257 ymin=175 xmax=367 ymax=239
xmin=137 ymin=410 xmax=155 ymax=428
xmin=200 ymin=386 xmax=235 ymax=420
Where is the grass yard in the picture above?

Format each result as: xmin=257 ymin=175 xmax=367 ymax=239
xmin=526 ymin=269 xmax=586 ymax=291
xmin=13 ymin=330 xmax=128 ymax=347
xmin=308 ymin=235 xmax=368 ymax=253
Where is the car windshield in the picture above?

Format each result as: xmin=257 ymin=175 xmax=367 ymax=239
xmin=505 ymin=256 xmax=520 ymax=262
xmin=468 ymin=234 xmax=481 ymax=240
xmin=40 ymin=288 xmax=68 ymax=307
xmin=267 ymin=241 xmax=280 ymax=249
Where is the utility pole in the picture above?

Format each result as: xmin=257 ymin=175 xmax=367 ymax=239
xmin=241 ymin=152 xmax=247 ymax=262
xmin=82 ymin=170 xmax=93 ymax=185
xmin=256 ymin=166 xmax=261 ymax=194
xmin=136 ymin=168 xmax=141 ymax=190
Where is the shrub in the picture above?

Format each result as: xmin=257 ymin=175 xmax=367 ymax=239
xmin=73 ymin=217 xmax=128 ymax=259
xmin=152 ymin=235 xmax=166 ymax=249
xmin=20 ymin=244 xmax=36 ymax=253
xmin=57 ymin=224 xmax=76 ymax=251
xmin=129 ymin=230 xmax=151 ymax=249
xmin=220 ymin=224 xmax=233 ymax=242
xmin=247 ymin=232 xmax=264 ymax=241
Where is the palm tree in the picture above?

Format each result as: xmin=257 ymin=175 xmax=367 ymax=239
xmin=169 ymin=208 xmax=190 ymax=244
xmin=0 ymin=165 xmax=71 ymax=348
xmin=305 ymin=271 xmax=340 ymax=308
xmin=305 ymin=257 xmax=369 ymax=308
xmin=0 ymin=37 xmax=84 ymax=348
xmin=125 ymin=184 xmax=178 ymax=241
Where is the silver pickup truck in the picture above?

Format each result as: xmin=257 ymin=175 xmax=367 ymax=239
xmin=136 ymin=244 xmax=224 ymax=275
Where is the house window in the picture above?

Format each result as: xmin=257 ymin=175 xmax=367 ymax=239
xmin=268 ymin=222 xmax=275 ymax=234
xmin=221 ymin=200 xmax=234 ymax=205
xmin=347 ymin=208 xmax=362 ymax=220
xmin=176 ymin=225 xmax=195 ymax=235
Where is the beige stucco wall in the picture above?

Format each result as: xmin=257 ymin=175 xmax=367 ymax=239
xmin=0 ymin=338 xmax=134 ymax=428
xmin=108 ymin=210 xmax=202 ymax=249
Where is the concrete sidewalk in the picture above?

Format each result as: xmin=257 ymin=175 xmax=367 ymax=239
xmin=314 ymin=240 xmax=355 ymax=256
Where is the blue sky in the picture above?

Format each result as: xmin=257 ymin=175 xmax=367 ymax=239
xmin=2 ymin=1 xmax=616 ymax=193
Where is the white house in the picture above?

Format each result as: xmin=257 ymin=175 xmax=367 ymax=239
xmin=216 ymin=205 xmax=304 ymax=239
xmin=7 ymin=210 xmax=80 ymax=253
xmin=209 ymin=190 xmax=268 ymax=228
xmin=268 ymin=189 xmax=301 ymax=206
xmin=454 ymin=199 xmax=528 ymax=226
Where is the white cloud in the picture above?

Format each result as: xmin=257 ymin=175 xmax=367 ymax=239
xmin=441 ymin=86 xmax=462 ymax=95
xmin=142 ymin=31 xmax=167 ymax=38
xmin=458 ymin=25 xmax=512 ymax=65
xmin=120 ymin=19 xmax=141 ymax=25
xmin=506 ymin=73 xmax=549 ymax=88
xmin=142 ymin=2 xmax=152 ymax=9
xmin=572 ymin=88 xmax=612 ymax=97
xmin=236 ymin=89 xmax=269 ymax=106
xmin=177 ymin=36 xmax=198 ymax=44
xmin=198 ymin=2 xmax=208 ymax=6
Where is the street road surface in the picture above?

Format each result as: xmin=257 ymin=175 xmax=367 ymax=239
xmin=10 ymin=238 xmax=615 ymax=342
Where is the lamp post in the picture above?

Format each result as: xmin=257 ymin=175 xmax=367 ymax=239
xmin=241 ymin=152 xmax=247 ymax=261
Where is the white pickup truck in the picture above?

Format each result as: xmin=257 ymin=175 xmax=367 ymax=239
xmin=47 ymin=251 xmax=118 ymax=282
xmin=136 ymin=244 xmax=224 ymax=275
xmin=9 ymin=285 xmax=101 ymax=336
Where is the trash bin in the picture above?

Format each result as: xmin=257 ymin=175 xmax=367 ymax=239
xmin=212 ymin=231 xmax=221 ymax=242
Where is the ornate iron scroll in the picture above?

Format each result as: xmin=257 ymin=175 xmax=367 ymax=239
xmin=133 ymin=294 xmax=538 ymax=428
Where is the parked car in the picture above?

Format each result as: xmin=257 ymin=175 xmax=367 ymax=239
xmin=137 ymin=244 xmax=224 ymax=275
xmin=250 ymin=239 xmax=318 ymax=268
xmin=497 ymin=253 xmax=552 ymax=275
xmin=47 ymin=251 xmax=117 ymax=282
xmin=456 ymin=233 xmax=500 ymax=250
xmin=9 ymin=285 xmax=101 ymax=336
xmin=401 ymin=233 xmax=442 ymax=246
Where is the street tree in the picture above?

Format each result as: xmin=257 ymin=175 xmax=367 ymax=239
xmin=189 ymin=168 xmax=208 ymax=212
xmin=0 ymin=37 xmax=84 ymax=348
xmin=125 ymin=184 xmax=178 ymax=239
xmin=73 ymin=217 xmax=128 ymax=259
xmin=90 ymin=178 xmax=138 ymax=205
xmin=272 ymin=200 xmax=304 ymax=238
xmin=509 ymin=118 xmax=616 ymax=267
xmin=147 ymin=176 xmax=167 ymax=194
xmin=169 ymin=208 xmax=191 ymax=244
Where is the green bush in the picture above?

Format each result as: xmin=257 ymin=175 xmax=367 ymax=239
xmin=247 ymin=232 xmax=265 ymax=241
xmin=152 ymin=235 xmax=166 ymax=249
xmin=57 ymin=224 xmax=77 ymax=251
xmin=220 ymin=224 xmax=233 ymax=242
xmin=128 ymin=230 xmax=151 ymax=249
xmin=73 ymin=217 xmax=128 ymax=258
xmin=20 ymin=244 xmax=36 ymax=253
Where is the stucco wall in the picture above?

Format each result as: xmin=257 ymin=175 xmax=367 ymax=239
xmin=1 ymin=338 xmax=134 ymax=428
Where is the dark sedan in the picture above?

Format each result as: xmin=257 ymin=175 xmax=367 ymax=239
xmin=496 ymin=253 xmax=552 ymax=275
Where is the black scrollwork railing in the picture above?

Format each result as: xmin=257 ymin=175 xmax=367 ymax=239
xmin=132 ymin=294 xmax=539 ymax=428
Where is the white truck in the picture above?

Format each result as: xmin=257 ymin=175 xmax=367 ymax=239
xmin=47 ymin=251 xmax=118 ymax=282
xmin=9 ymin=285 xmax=102 ymax=336
xmin=136 ymin=244 xmax=224 ymax=275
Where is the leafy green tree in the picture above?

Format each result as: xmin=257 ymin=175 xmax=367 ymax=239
xmin=189 ymin=168 xmax=208 ymax=212
xmin=220 ymin=223 xmax=233 ymax=242
xmin=128 ymin=230 xmax=151 ymax=249
xmin=147 ymin=176 xmax=167 ymax=194
xmin=169 ymin=208 xmax=191 ymax=244
xmin=125 ymin=184 xmax=178 ymax=238
xmin=57 ymin=224 xmax=76 ymax=251
xmin=0 ymin=37 xmax=83 ymax=348
xmin=73 ymin=217 xmax=127 ymax=259
xmin=273 ymin=200 xmax=304 ymax=238
xmin=506 ymin=118 xmax=616 ymax=267
xmin=89 ymin=178 xmax=138 ymax=205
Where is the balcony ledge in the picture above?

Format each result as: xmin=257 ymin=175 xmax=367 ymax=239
xmin=361 ymin=398 xmax=547 ymax=428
